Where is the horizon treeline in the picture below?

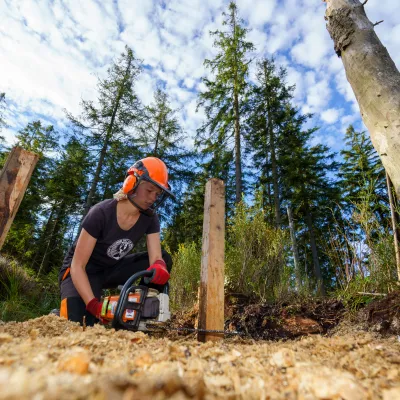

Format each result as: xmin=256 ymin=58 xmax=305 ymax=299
xmin=0 ymin=1 xmax=398 ymax=300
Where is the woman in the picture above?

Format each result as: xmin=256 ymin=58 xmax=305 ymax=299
xmin=59 ymin=157 xmax=175 ymax=325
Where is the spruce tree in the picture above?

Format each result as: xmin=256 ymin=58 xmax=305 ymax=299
xmin=67 ymin=46 xmax=143 ymax=221
xmin=279 ymin=116 xmax=340 ymax=295
xmin=196 ymin=1 xmax=254 ymax=204
xmin=33 ymin=137 xmax=92 ymax=275
xmin=138 ymin=88 xmax=196 ymax=220
xmin=246 ymin=58 xmax=295 ymax=227
xmin=339 ymin=125 xmax=387 ymax=226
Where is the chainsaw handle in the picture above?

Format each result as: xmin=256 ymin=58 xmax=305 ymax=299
xmin=121 ymin=270 xmax=154 ymax=291
xmin=143 ymin=270 xmax=156 ymax=285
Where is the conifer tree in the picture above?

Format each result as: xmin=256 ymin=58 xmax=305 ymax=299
xmin=246 ymin=59 xmax=295 ymax=227
xmin=339 ymin=125 xmax=387 ymax=226
xmin=33 ymin=137 xmax=92 ymax=275
xmin=197 ymin=1 xmax=254 ymax=204
xmin=67 ymin=46 xmax=143 ymax=220
xmin=279 ymin=116 xmax=340 ymax=295
xmin=138 ymin=88 xmax=196 ymax=219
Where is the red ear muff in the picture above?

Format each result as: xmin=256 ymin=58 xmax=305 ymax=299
xmin=122 ymin=175 xmax=137 ymax=194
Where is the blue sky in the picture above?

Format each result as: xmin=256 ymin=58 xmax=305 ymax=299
xmin=1 ymin=0 xmax=399 ymax=154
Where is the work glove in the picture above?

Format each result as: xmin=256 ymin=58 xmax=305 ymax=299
xmin=86 ymin=298 xmax=104 ymax=320
xmin=146 ymin=259 xmax=170 ymax=285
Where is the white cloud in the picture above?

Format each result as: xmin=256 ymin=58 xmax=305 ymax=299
xmin=0 ymin=0 xmax=398 ymax=156
xmin=291 ymin=31 xmax=330 ymax=69
xmin=320 ymin=108 xmax=343 ymax=124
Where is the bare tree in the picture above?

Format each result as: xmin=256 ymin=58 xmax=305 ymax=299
xmin=324 ymin=0 xmax=400 ymax=197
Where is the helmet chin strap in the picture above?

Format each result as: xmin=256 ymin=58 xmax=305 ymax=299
xmin=127 ymin=193 xmax=154 ymax=217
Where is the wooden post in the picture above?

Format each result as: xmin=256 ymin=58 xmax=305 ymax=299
xmin=198 ymin=178 xmax=225 ymax=342
xmin=0 ymin=146 xmax=39 ymax=250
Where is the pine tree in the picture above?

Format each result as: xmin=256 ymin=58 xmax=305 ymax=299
xmin=196 ymin=1 xmax=254 ymax=204
xmin=279 ymin=116 xmax=340 ymax=295
xmin=33 ymin=137 xmax=92 ymax=275
xmin=138 ymin=88 xmax=196 ymax=220
xmin=339 ymin=125 xmax=387 ymax=225
xmin=67 ymin=46 xmax=143 ymax=221
xmin=246 ymin=58 xmax=295 ymax=227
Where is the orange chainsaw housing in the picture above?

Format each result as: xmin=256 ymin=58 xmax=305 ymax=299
xmin=100 ymin=293 xmax=141 ymax=322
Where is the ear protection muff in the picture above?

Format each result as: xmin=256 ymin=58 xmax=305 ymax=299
xmin=122 ymin=174 xmax=138 ymax=194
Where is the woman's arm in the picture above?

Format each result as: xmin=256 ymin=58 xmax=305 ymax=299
xmin=146 ymin=232 xmax=163 ymax=265
xmin=70 ymin=228 xmax=98 ymax=305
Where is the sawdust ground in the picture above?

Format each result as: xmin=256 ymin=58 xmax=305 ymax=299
xmin=0 ymin=314 xmax=399 ymax=400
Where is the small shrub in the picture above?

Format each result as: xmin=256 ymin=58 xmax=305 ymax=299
xmin=169 ymin=242 xmax=201 ymax=311
xmin=225 ymin=197 xmax=289 ymax=302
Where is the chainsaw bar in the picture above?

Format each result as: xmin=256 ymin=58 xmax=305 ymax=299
xmin=144 ymin=322 xmax=245 ymax=336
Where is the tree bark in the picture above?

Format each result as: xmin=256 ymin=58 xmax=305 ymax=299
xmin=287 ymin=205 xmax=302 ymax=290
xmin=305 ymin=207 xmax=326 ymax=296
xmin=325 ymin=0 xmax=400 ymax=197
xmin=386 ymin=172 xmax=400 ymax=281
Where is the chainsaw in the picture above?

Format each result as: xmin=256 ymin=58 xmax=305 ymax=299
xmin=99 ymin=270 xmax=243 ymax=336
xmin=100 ymin=270 xmax=171 ymax=332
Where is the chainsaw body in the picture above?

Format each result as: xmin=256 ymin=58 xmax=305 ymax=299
xmin=100 ymin=270 xmax=171 ymax=331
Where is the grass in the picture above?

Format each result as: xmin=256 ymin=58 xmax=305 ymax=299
xmin=0 ymin=255 xmax=59 ymax=322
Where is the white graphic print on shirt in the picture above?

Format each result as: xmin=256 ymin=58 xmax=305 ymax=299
xmin=107 ymin=239 xmax=134 ymax=260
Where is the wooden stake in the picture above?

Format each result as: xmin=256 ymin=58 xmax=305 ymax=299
xmin=0 ymin=146 xmax=39 ymax=250
xmin=198 ymin=178 xmax=225 ymax=342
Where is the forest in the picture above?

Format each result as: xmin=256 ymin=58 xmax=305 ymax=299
xmin=1 ymin=1 xmax=400 ymax=399
xmin=0 ymin=1 xmax=399 ymax=321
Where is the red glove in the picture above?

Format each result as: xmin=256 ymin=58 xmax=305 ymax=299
xmin=147 ymin=259 xmax=170 ymax=285
xmin=86 ymin=298 xmax=103 ymax=319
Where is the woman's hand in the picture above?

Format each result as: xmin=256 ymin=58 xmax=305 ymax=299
xmin=147 ymin=259 xmax=170 ymax=284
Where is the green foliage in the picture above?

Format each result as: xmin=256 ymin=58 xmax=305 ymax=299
xmin=0 ymin=256 xmax=59 ymax=321
xmin=196 ymin=1 xmax=254 ymax=204
xmin=138 ymin=88 xmax=196 ymax=222
xmin=169 ymin=242 xmax=201 ymax=311
xmin=225 ymin=194 xmax=289 ymax=301
xmin=336 ymin=275 xmax=382 ymax=312
xmin=67 ymin=45 xmax=145 ymax=218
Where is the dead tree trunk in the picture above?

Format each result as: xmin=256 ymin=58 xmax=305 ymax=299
xmin=0 ymin=147 xmax=39 ymax=250
xmin=324 ymin=0 xmax=400 ymax=197
xmin=305 ymin=207 xmax=326 ymax=296
xmin=287 ymin=205 xmax=302 ymax=290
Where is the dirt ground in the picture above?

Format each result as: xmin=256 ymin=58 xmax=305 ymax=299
xmin=1 ymin=293 xmax=400 ymax=399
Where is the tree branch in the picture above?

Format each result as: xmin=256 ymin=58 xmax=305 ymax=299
xmin=362 ymin=0 xmax=369 ymax=6
xmin=373 ymin=20 xmax=384 ymax=27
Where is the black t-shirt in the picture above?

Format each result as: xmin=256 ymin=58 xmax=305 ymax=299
xmin=61 ymin=199 xmax=160 ymax=273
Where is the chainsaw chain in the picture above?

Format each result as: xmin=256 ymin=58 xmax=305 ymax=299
xmin=144 ymin=323 xmax=245 ymax=336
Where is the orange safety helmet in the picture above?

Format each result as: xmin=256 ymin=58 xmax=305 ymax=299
xmin=122 ymin=157 xmax=175 ymax=212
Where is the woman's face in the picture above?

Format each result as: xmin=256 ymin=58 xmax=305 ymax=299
xmin=132 ymin=180 xmax=163 ymax=210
